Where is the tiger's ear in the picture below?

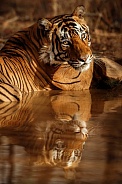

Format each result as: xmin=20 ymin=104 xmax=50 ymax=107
xmin=72 ymin=5 xmax=85 ymax=18
xmin=38 ymin=18 xmax=52 ymax=31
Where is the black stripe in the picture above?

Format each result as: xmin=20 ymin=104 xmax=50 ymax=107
xmin=26 ymin=33 xmax=38 ymax=52
xmin=0 ymin=102 xmax=19 ymax=115
xmin=4 ymin=58 xmax=17 ymax=84
xmin=29 ymin=27 xmax=39 ymax=51
xmin=1 ymin=58 xmax=12 ymax=83
xmin=0 ymin=85 xmax=20 ymax=101
xmin=72 ymin=71 xmax=81 ymax=79
xmin=9 ymin=58 xmax=20 ymax=87
xmin=63 ymin=18 xmax=75 ymax=22
xmin=58 ymin=21 xmax=63 ymax=28
xmin=7 ymin=37 xmax=25 ymax=48
xmin=13 ymin=57 xmax=29 ymax=92
xmin=50 ymin=15 xmax=64 ymax=23
xmin=37 ymin=28 xmax=43 ymax=47
xmin=0 ymin=91 xmax=11 ymax=101
xmin=7 ymin=36 xmax=36 ymax=61
xmin=1 ymin=82 xmax=19 ymax=94
xmin=53 ymin=80 xmax=81 ymax=85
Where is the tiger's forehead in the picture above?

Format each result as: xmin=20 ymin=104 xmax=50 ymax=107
xmin=53 ymin=16 xmax=89 ymax=33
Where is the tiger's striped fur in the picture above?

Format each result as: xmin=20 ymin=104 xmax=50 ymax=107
xmin=0 ymin=6 xmax=93 ymax=102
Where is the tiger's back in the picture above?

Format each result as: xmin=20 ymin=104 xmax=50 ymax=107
xmin=0 ymin=6 xmax=93 ymax=102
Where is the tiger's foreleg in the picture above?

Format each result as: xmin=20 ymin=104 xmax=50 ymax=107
xmin=0 ymin=83 xmax=22 ymax=102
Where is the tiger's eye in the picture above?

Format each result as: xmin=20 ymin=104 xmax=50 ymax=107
xmin=63 ymin=41 xmax=69 ymax=45
xmin=81 ymin=33 xmax=87 ymax=39
xmin=62 ymin=40 xmax=70 ymax=46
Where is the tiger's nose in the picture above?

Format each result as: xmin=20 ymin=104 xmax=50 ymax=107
xmin=78 ymin=54 xmax=90 ymax=61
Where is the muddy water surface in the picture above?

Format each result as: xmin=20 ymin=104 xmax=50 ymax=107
xmin=0 ymin=90 xmax=122 ymax=184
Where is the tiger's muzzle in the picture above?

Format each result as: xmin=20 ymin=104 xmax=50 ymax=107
xmin=68 ymin=54 xmax=93 ymax=71
xmin=67 ymin=34 xmax=93 ymax=71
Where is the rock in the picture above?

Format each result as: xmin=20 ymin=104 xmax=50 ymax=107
xmin=92 ymin=57 xmax=122 ymax=88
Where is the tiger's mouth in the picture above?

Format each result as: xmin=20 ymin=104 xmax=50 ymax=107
xmin=68 ymin=59 xmax=90 ymax=71
xmin=68 ymin=55 xmax=93 ymax=71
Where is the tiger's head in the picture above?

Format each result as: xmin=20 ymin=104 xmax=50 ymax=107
xmin=38 ymin=5 xmax=93 ymax=72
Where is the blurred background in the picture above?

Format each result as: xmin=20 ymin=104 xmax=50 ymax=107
xmin=0 ymin=0 xmax=122 ymax=62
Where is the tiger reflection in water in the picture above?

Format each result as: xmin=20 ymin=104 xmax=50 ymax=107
xmin=40 ymin=116 xmax=88 ymax=179
xmin=0 ymin=91 xmax=91 ymax=180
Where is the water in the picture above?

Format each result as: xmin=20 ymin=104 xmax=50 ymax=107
xmin=0 ymin=90 xmax=122 ymax=184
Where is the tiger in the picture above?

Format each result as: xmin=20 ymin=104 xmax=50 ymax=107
xmin=0 ymin=5 xmax=93 ymax=102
